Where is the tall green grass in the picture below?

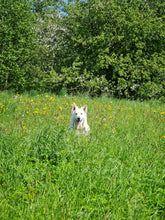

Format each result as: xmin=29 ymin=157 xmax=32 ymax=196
xmin=0 ymin=91 xmax=164 ymax=219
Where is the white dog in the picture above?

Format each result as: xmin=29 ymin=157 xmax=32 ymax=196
xmin=68 ymin=103 xmax=90 ymax=134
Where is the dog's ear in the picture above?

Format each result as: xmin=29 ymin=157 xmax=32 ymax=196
xmin=82 ymin=104 xmax=87 ymax=113
xmin=72 ymin=103 xmax=77 ymax=112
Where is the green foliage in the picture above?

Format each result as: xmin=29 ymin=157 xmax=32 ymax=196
xmin=0 ymin=92 xmax=165 ymax=219
xmin=0 ymin=0 xmax=164 ymax=100
xmin=56 ymin=0 xmax=165 ymax=100
xmin=0 ymin=0 xmax=37 ymax=92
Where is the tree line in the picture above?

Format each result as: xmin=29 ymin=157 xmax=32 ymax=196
xmin=0 ymin=0 xmax=165 ymax=100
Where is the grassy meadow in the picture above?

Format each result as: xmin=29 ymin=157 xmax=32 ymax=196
xmin=0 ymin=91 xmax=165 ymax=219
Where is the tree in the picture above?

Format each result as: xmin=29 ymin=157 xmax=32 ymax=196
xmin=56 ymin=0 xmax=165 ymax=99
xmin=0 ymin=0 xmax=36 ymax=91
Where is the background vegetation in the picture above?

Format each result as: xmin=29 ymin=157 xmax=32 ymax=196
xmin=0 ymin=91 xmax=165 ymax=219
xmin=0 ymin=0 xmax=165 ymax=100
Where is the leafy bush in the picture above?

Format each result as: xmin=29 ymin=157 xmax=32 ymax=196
xmin=55 ymin=0 xmax=165 ymax=100
xmin=0 ymin=0 xmax=164 ymax=100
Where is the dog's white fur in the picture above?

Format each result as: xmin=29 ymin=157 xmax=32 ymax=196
xmin=68 ymin=103 xmax=90 ymax=133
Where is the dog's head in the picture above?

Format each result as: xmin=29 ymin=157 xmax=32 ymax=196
xmin=71 ymin=103 xmax=87 ymax=125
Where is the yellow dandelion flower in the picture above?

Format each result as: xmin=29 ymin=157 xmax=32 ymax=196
xmin=163 ymin=136 xmax=165 ymax=139
xmin=135 ymin=136 xmax=138 ymax=138
xmin=67 ymin=138 xmax=70 ymax=141
xmin=161 ymin=112 xmax=165 ymax=117
xmin=112 ymin=127 xmax=116 ymax=133
xmin=23 ymin=126 xmax=26 ymax=130
xmin=104 ymin=124 xmax=108 ymax=126
xmin=109 ymin=116 xmax=113 ymax=119
xmin=33 ymin=111 xmax=39 ymax=114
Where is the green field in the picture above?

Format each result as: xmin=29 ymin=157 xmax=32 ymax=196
xmin=0 ymin=91 xmax=164 ymax=219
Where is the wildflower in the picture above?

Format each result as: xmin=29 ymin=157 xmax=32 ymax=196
xmin=23 ymin=126 xmax=26 ymax=130
xmin=163 ymin=136 xmax=165 ymax=139
xmin=104 ymin=124 xmax=108 ymax=126
xmin=135 ymin=136 xmax=138 ymax=138
xmin=161 ymin=112 xmax=165 ymax=117
xmin=67 ymin=138 xmax=70 ymax=141
xmin=112 ymin=128 xmax=116 ymax=133
xmin=59 ymin=106 xmax=62 ymax=111
xmin=33 ymin=110 xmax=39 ymax=114
xmin=109 ymin=116 xmax=113 ymax=119
xmin=153 ymin=110 xmax=157 ymax=113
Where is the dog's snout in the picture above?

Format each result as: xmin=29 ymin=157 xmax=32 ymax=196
xmin=77 ymin=117 xmax=80 ymax=122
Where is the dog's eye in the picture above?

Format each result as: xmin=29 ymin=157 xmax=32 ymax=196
xmin=76 ymin=113 xmax=77 ymax=115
